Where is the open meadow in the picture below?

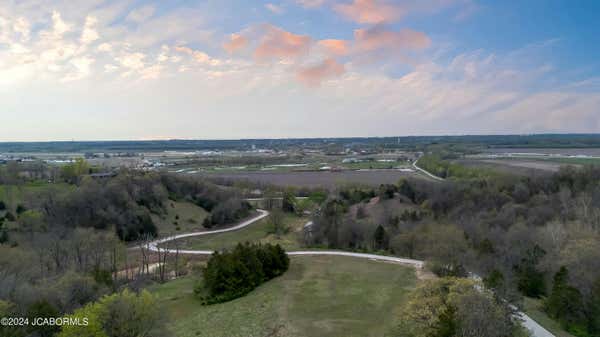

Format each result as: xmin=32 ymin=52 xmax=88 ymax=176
xmin=152 ymin=200 xmax=209 ymax=236
xmin=172 ymin=213 xmax=308 ymax=251
xmin=150 ymin=255 xmax=417 ymax=337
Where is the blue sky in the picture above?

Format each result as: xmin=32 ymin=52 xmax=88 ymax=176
xmin=0 ymin=0 xmax=599 ymax=141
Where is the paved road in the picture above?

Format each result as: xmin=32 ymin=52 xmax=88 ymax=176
xmin=146 ymin=209 xmax=270 ymax=252
xmin=412 ymin=157 xmax=445 ymax=181
xmin=516 ymin=310 xmax=555 ymax=337
xmin=145 ymin=209 xmax=553 ymax=337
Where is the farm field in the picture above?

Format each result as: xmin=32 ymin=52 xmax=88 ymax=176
xmin=485 ymin=148 xmax=600 ymax=156
xmin=543 ymin=157 xmax=600 ymax=165
xmin=458 ymin=159 xmax=565 ymax=174
xmin=197 ymin=170 xmax=423 ymax=188
xmin=150 ymin=255 xmax=417 ymax=337
xmin=173 ymin=213 xmax=308 ymax=251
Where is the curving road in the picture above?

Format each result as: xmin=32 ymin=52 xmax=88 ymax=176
xmin=412 ymin=156 xmax=445 ymax=181
xmin=145 ymin=209 xmax=553 ymax=337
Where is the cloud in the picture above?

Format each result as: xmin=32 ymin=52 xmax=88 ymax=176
xmin=139 ymin=64 xmax=163 ymax=80
xmin=318 ymin=39 xmax=349 ymax=56
xmin=297 ymin=58 xmax=345 ymax=86
xmin=116 ymin=52 xmax=145 ymax=71
xmin=80 ymin=16 xmax=99 ymax=44
xmin=13 ymin=17 xmax=30 ymax=42
xmin=296 ymin=0 xmax=327 ymax=8
xmin=335 ymin=0 xmax=403 ymax=24
xmin=62 ymin=56 xmax=94 ymax=82
xmin=354 ymin=26 xmax=431 ymax=53
xmin=175 ymin=46 xmax=221 ymax=65
xmin=223 ymin=33 xmax=248 ymax=53
xmin=265 ymin=3 xmax=284 ymax=14
xmin=157 ymin=45 xmax=170 ymax=62
xmin=104 ymin=64 xmax=119 ymax=73
xmin=254 ymin=24 xmax=311 ymax=60
xmin=126 ymin=5 xmax=155 ymax=23
xmin=120 ymin=8 xmax=211 ymax=48
xmin=40 ymin=10 xmax=71 ymax=40
xmin=97 ymin=43 xmax=112 ymax=53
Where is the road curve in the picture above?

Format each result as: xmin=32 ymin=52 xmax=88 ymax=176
xmin=146 ymin=210 xmax=423 ymax=267
xmin=145 ymin=209 xmax=553 ymax=337
xmin=412 ymin=157 xmax=445 ymax=181
xmin=147 ymin=209 xmax=270 ymax=251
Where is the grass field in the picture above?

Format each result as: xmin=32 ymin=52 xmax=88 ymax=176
xmin=152 ymin=201 xmax=209 ymax=236
xmin=174 ymin=213 xmax=307 ymax=251
xmin=545 ymin=157 xmax=600 ymax=165
xmin=523 ymin=297 xmax=575 ymax=337
xmin=150 ymin=255 xmax=417 ymax=337
xmin=0 ymin=182 xmax=73 ymax=209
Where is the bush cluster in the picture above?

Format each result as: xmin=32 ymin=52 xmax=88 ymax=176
xmin=197 ymin=243 xmax=289 ymax=304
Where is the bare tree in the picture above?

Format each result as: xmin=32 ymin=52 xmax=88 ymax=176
xmin=156 ymin=241 xmax=170 ymax=283
xmin=174 ymin=239 xmax=181 ymax=278
xmin=138 ymin=233 xmax=152 ymax=277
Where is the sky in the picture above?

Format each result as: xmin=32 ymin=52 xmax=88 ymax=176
xmin=1 ymin=0 xmax=599 ymax=141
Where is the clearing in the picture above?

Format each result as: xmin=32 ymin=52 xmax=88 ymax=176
xmin=172 ymin=213 xmax=308 ymax=251
xmin=152 ymin=200 xmax=209 ymax=236
xmin=150 ymin=255 xmax=417 ymax=337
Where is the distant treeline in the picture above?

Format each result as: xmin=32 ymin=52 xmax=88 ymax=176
xmin=2 ymin=134 xmax=600 ymax=153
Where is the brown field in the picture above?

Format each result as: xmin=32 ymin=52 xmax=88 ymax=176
xmin=458 ymin=159 xmax=560 ymax=175
xmin=480 ymin=159 xmax=565 ymax=172
xmin=195 ymin=170 xmax=422 ymax=188
xmin=486 ymin=147 xmax=600 ymax=156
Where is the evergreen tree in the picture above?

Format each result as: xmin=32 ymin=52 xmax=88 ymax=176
xmin=515 ymin=245 xmax=546 ymax=298
xmin=588 ymin=278 xmax=600 ymax=336
xmin=545 ymin=267 xmax=586 ymax=333
xmin=0 ymin=230 xmax=7 ymax=244
xmin=282 ymin=190 xmax=296 ymax=213
xmin=200 ymin=243 xmax=289 ymax=304
xmin=373 ymin=225 xmax=388 ymax=250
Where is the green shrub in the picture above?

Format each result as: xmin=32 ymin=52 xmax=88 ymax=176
xmin=4 ymin=212 xmax=15 ymax=222
xmin=198 ymin=242 xmax=289 ymax=304
xmin=16 ymin=204 xmax=26 ymax=215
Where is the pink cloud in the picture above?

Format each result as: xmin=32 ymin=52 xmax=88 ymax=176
xmin=254 ymin=24 xmax=311 ymax=60
xmin=223 ymin=33 xmax=248 ymax=54
xmin=318 ymin=39 xmax=349 ymax=56
xmin=335 ymin=0 xmax=403 ymax=24
xmin=297 ymin=58 xmax=345 ymax=87
xmin=354 ymin=26 xmax=431 ymax=52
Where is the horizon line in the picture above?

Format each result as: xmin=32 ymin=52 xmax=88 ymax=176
xmin=2 ymin=132 xmax=600 ymax=144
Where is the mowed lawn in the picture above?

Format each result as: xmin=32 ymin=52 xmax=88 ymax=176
xmin=174 ymin=213 xmax=308 ymax=251
xmin=151 ymin=255 xmax=417 ymax=337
